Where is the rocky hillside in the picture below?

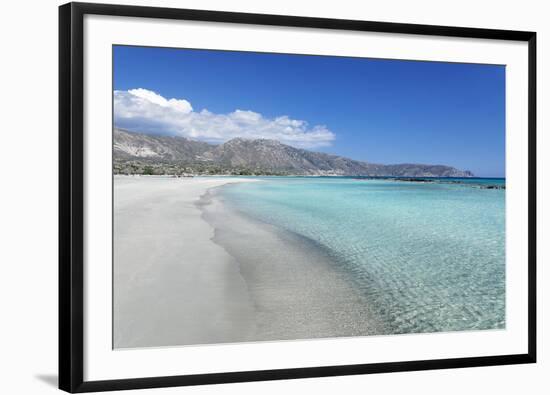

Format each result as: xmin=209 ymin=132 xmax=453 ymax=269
xmin=113 ymin=128 xmax=474 ymax=177
xmin=114 ymin=128 xmax=211 ymax=160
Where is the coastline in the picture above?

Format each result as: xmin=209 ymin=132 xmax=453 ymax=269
xmin=199 ymin=184 xmax=387 ymax=342
xmin=114 ymin=176 xmax=386 ymax=348
xmin=114 ymin=175 xmax=504 ymax=348
xmin=202 ymin=177 xmax=505 ymax=336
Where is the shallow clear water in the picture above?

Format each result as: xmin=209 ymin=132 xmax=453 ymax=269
xmin=219 ymin=177 xmax=505 ymax=334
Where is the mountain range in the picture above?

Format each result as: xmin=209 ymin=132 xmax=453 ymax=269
xmin=113 ymin=128 xmax=474 ymax=177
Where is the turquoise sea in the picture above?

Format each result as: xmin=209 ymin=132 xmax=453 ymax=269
xmin=218 ymin=177 xmax=505 ymax=335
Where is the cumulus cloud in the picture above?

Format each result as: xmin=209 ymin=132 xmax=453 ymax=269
xmin=114 ymin=88 xmax=335 ymax=148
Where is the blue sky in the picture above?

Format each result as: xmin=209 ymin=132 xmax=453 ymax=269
xmin=114 ymin=45 xmax=505 ymax=177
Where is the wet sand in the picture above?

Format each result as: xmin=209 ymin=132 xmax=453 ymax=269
xmin=200 ymin=187 xmax=386 ymax=342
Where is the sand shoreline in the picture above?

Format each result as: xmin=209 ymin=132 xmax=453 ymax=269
xmin=114 ymin=176 xmax=384 ymax=349
xmin=201 ymin=185 xmax=386 ymax=342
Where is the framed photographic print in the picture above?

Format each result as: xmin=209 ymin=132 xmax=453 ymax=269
xmin=59 ymin=2 xmax=536 ymax=393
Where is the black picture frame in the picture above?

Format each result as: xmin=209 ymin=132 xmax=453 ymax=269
xmin=59 ymin=2 xmax=537 ymax=393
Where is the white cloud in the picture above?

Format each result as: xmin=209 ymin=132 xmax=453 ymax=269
xmin=114 ymin=88 xmax=335 ymax=148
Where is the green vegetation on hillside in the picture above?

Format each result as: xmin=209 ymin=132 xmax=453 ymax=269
xmin=113 ymin=160 xmax=294 ymax=176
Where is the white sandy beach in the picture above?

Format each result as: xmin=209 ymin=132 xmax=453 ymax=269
xmin=113 ymin=176 xmax=259 ymax=348
xmin=114 ymin=176 xmax=384 ymax=349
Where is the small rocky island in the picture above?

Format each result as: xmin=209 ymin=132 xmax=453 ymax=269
xmin=354 ymin=176 xmax=504 ymax=189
